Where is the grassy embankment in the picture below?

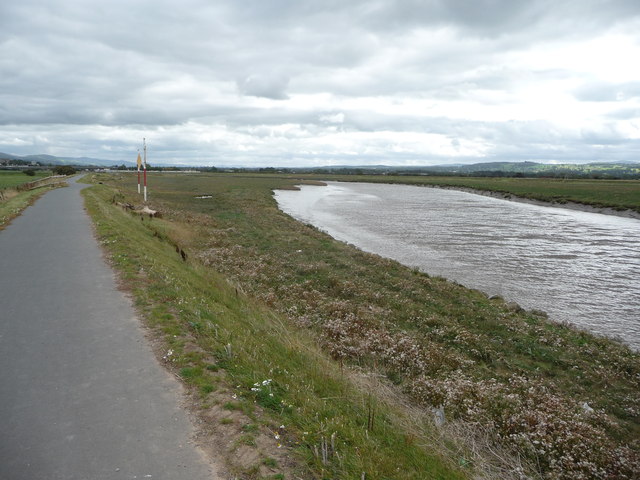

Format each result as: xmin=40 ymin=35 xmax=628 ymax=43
xmin=83 ymin=172 xmax=639 ymax=479
xmin=0 ymin=170 xmax=59 ymax=230
xmin=282 ymin=174 xmax=640 ymax=214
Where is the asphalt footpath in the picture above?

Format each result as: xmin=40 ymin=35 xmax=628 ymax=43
xmin=0 ymin=178 xmax=219 ymax=479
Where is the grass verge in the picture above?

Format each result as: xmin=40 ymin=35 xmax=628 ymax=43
xmin=0 ymin=183 xmax=65 ymax=231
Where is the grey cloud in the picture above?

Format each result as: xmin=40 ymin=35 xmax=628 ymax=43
xmin=579 ymin=125 xmax=629 ymax=145
xmin=574 ymin=82 xmax=640 ymax=102
xmin=237 ymin=73 xmax=290 ymax=99
xmin=606 ymin=107 xmax=640 ymax=120
xmin=485 ymin=120 xmax=640 ymax=163
xmin=359 ymin=0 xmax=541 ymax=33
xmin=335 ymin=0 xmax=640 ymax=41
xmin=1 ymin=0 xmax=639 ymax=165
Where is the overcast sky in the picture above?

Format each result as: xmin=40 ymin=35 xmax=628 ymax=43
xmin=1 ymin=0 xmax=639 ymax=166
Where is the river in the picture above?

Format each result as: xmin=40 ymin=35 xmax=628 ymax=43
xmin=274 ymin=182 xmax=640 ymax=350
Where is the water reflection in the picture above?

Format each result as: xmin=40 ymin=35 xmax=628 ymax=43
xmin=275 ymin=182 xmax=640 ymax=349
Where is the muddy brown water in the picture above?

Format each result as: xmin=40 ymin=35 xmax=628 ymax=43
xmin=275 ymin=182 xmax=640 ymax=350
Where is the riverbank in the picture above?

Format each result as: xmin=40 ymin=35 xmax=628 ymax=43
xmin=84 ymin=172 xmax=639 ymax=479
xmin=279 ymin=174 xmax=640 ymax=219
xmin=275 ymin=181 xmax=640 ymax=349
xmin=424 ymin=183 xmax=640 ymax=220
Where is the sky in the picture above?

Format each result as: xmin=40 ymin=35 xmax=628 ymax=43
xmin=1 ymin=0 xmax=639 ymax=167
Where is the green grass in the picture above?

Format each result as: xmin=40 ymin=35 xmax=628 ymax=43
xmin=0 ymin=170 xmax=52 ymax=189
xmin=0 ymin=184 xmax=62 ymax=231
xmin=1 ymin=170 xmax=62 ymax=230
xmin=263 ymin=457 xmax=278 ymax=467
xmin=82 ymin=171 xmax=639 ymax=479
xmin=82 ymin=176 xmax=467 ymax=480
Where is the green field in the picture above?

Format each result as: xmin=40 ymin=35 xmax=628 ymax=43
xmin=83 ymin=172 xmax=639 ymax=479
xmin=0 ymin=170 xmax=52 ymax=189
xmin=275 ymin=174 xmax=640 ymax=213
xmin=0 ymin=170 xmax=60 ymax=230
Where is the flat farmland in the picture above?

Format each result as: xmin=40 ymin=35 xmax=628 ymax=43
xmin=0 ymin=170 xmax=52 ymax=189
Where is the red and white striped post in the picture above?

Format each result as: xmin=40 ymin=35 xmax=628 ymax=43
xmin=143 ymin=138 xmax=148 ymax=202
xmin=136 ymin=150 xmax=141 ymax=194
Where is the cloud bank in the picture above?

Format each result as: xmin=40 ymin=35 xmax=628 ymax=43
xmin=1 ymin=0 xmax=639 ymax=166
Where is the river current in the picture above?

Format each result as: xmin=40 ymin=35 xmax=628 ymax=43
xmin=274 ymin=182 xmax=640 ymax=349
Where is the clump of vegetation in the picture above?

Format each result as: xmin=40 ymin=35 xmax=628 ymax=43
xmin=85 ymin=172 xmax=639 ymax=479
xmin=53 ymin=165 xmax=77 ymax=175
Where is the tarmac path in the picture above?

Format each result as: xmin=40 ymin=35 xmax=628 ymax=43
xmin=0 ymin=178 xmax=220 ymax=479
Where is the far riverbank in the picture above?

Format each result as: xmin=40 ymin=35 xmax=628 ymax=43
xmin=422 ymin=183 xmax=640 ymax=220
xmin=275 ymin=181 xmax=640 ymax=348
xmin=282 ymin=174 xmax=640 ymax=219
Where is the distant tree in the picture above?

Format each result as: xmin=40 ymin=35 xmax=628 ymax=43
xmin=23 ymin=169 xmax=36 ymax=176
xmin=53 ymin=165 xmax=77 ymax=175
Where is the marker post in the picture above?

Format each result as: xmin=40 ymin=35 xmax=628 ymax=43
xmin=136 ymin=150 xmax=141 ymax=194
xmin=143 ymin=138 xmax=147 ymax=202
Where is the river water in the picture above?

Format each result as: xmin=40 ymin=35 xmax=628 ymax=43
xmin=274 ymin=182 xmax=640 ymax=349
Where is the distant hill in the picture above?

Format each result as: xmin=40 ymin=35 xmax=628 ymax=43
xmin=2 ymin=152 xmax=639 ymax=178
xmin=431 ymin=161 xmax=640 ymax=175
xmin=0 ymin=152 xmax=135 ymax=167
xmin=298 ymin=161 xmax=640 ymax=178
